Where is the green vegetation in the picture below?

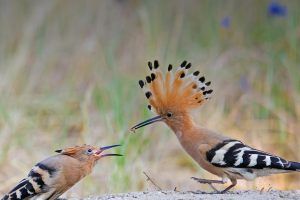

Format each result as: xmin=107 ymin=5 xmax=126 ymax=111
xmin=0 ymin=0 xmax=299 ymax=198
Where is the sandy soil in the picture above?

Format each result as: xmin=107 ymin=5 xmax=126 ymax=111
xmin=83 ymin=190 xmax=300 ymax=200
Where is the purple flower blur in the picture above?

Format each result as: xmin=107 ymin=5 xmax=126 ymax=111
xmin=268 ymin=2 xmax=287 ymax=17
xmin=221 ymin=16 xmax=230 ymax=28
xmin=240 ymin=76 xmax=250 ymax=92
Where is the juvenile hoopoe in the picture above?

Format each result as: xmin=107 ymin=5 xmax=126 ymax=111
xmin=2 ymin=144 xmax=122 ymax=200
xmin=131 ymin=60 xmax=300 ymax=193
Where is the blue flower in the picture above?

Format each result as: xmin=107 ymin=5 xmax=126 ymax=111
xmin=268 ymin=2 xmax=287 ymax=17
xmin=221 ymin=16 xmax=230 ymax=28
xmin=239 ymin=76 xmax=250 ymax=92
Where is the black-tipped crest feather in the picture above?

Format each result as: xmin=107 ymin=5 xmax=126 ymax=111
xmin=140 ymin=60 xmax=213 ymax=112
xmin=139 ymin=80 xmax=144 ymax=88
xmin=154 ymin=60 xmax=159 ymax=69
xmin=180 ymin=60 xmax=187 ymax=68
xmin=148 ymin=62 xmax=153 ymax=70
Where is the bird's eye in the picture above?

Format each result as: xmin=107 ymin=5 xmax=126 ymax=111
xmin=166 ymin=112 xmax=173 ymax=118
xmin=87 ymin=149 xmax=92 ymax=153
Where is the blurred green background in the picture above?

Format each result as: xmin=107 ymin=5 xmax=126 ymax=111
xmin=0 ymin=0 xmax=299 ymax=198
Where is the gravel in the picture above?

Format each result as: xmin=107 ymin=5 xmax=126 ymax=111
xmin=83 ymin=190 xmax=300 ymax=200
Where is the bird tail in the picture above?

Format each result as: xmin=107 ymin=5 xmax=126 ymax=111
xmin=1 ymin=179 xmax=36 ymax=200
xmin=286 ymin=161 xmax=300 ymax=172
xmin=138 ymin=60 xmax=213 ymax=113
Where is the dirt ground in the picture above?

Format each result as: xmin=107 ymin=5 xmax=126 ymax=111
xmin=83 ymin=190 xmax=300 ymax=200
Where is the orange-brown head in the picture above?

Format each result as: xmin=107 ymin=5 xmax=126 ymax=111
xmin=131 ymin=60 xmax=213 ymax=131
xmin=55 ymin=144 xmax=122 ymax=163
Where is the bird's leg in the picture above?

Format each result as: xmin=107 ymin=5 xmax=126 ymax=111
xmin=191 ymin=177 xmax=225 ymax=192
xmin=191 ymin=177 xmax=225 ymax=184
xmin=220 ymin=179 xmax=237 ymax=193
xmin=191 ymin=177 xmax=237 ymax=193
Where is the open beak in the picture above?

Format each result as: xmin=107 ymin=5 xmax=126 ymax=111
xmin=96 ymin=144 xmax=122 ymax=157
xmin=130 ymin=115 xmax=163 ymax=132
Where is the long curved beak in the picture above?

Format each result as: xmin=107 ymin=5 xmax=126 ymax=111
xmin=96 ymin=144 xmax=122 ymax=157
xmin=130 ymin=115 xmax=163 ymax=132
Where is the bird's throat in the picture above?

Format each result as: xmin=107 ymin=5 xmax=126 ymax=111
xmin=166 ymin=114 xmax=195 ymax=137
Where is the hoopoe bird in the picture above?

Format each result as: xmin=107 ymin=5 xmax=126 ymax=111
xmin=2 ymin=144 xmax=122 ymax=200
xmin=131 ymin=60 xmax=300 ymax=193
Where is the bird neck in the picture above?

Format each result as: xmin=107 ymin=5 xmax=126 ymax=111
xmin=78 ymin=158 xmax=97 ymax=176
xmin=166 ymin=113 xmax=196 ymax=135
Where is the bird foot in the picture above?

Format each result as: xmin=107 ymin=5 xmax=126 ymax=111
xmin=191 ymin=177 xmax=224 ymax=184
xmin=191 ymin=177 xmax=225 ymax=192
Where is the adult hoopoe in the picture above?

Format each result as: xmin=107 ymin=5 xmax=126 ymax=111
xmin=131 ymin=60 xmax=300 ymax=193
xmin=2 ymin=144 xmax=122 ymax=200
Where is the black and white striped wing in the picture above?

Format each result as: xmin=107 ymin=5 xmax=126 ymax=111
xmin=1 ymin=178 xmax=37 ymax=200
xmin=206 ymin=139 xmax=297 ymax=170
xmin=2 ymin=163 xmax=57 ymax=200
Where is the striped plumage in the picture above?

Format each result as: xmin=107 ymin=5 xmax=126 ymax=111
xmin=207 ymin=139 xmax=300 ymax=180
xmin=131 ymin=60 xmax=300 ymax=193
xmin=2 ymin=162 xmax=60 ymax=200
xmin=1 ymin=144 xmax=122 ymax=200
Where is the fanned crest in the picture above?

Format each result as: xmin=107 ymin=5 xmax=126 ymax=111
xmin=138 ymin=60 xmax=213 ymax=113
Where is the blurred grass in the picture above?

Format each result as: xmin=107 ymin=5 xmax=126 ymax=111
xmin=0 ymin=0 xmax=299 ymax=198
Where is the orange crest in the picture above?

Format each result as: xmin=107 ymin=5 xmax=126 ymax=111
xmin=138 ymin=60 xmax=213 ymax=113
xmin=55 ymin=144 xmax=92 ymax=155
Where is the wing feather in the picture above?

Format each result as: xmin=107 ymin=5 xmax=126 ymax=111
xmin=206 ymin=139 xmax=298 ymax=171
